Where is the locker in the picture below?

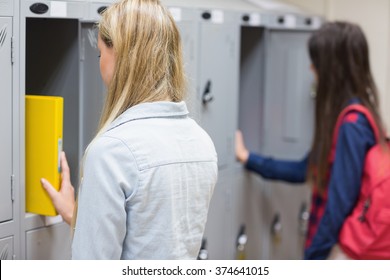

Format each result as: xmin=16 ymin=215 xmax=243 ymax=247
xmin=88 ymin=2 xmax=112 ymax=22
xmin=203 ymin=168 xmax=233 ymax=259
xmin=80 ymin=22 xmax=105 ymax=152
xmin=230 ymin=167 xmax=266 ymax=259
xmin=239 ymin=22 xmax=316 ymax=259
xmin=198 ymin=10 xmax=240 ymax=169
xmin=263 ymin=182 xmax=310 ymax=259
xmin=25 ymin=18 xmax=80 ymax=187
xmin=0 ymin=0 xmax=12 ymax=16
xmin=239 ymin=26 xmax=265 ymax=154
xmin=259 ymin=30 xmax=314 ymax=259
xmin=22 ymin=0 xmax=86 ymax=19
xmin=0 ymin=236 xmax=13 ymax=260
xmin=14 ymin=0 xmax=322 ymax=260
xmin=20 ymin=0 xmax=86 ymax=259
xmin=171 ymin=7 xmax=200 ymax=122
xmin=26 ymin=223 xmax=71 ymax=259
xmin=0 ymin=17 xmax=13 ymax=223
xmin=262 ymin=30 xmax=314 ymax=159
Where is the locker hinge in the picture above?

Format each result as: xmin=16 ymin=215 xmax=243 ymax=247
xmin=11 ymin=36 xmax=14 ymax=65
xmin=11 ymin=174 xmax=15 ymax=202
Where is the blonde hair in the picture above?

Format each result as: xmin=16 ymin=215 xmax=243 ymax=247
xmin=98 ymin=0 xmax=186 ymax=132
xmin=72 ymin=0 xmax=186 ymax=231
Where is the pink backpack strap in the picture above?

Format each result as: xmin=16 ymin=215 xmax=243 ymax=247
xmin=330 ymin=104 xmax=381 ymax=161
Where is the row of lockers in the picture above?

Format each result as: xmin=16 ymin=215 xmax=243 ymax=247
xmin=0 ymin=0 xmax=319 ymax=259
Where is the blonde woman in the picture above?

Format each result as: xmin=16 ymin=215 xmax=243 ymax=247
xmin=41 ymin=0 xmax=218 ymax=260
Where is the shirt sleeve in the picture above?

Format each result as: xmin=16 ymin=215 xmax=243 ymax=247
xmin=305 ymin=112 xmax=376 ymax=259
xmin=72 ymin=136 xmax=138 ymax=260
xmin=245 ymin=153 xmax=308 ymax=183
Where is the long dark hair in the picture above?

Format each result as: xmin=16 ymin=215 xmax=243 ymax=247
xmin=308 ymin=21 xmax=386 ymax=192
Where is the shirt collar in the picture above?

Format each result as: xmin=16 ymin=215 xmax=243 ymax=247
xmin=105 ymin=101 xmax=189 ymax=132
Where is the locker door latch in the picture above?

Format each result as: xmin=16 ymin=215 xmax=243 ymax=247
xmin=202 ymin=80 xmax=214 ymax=105
xmin=271 ymin=213 xmax=282 ymax=245
xmin=299 ymin=203 xmax=309 ymax=236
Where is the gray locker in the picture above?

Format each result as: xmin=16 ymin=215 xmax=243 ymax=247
xmin=26 ymin=223 xmax=71 ymax=259
xmin=263 ymin=182 xmax=310 ymax=259
xmin=216 ymin=166 xmax=267 ymax=260
xmin=25 ymin=18 xmax=80 ymax=187
xmin=22 ymin=0 xmax=86 ymax=19
xmin=172 ymin=7 xmax=200 ymax=121
xmin=0 ymin=0 xmax=12 ymax=16
xmin=205 ymin=166 xmax=267 ymax=260
xmin=239 ymin=26 xmax=265 ymax=153
xmin=80 ymin=22 xmax=105 ymax=152
xmin=203 ymin=168 xmax=233 ymax=259
xmin=262 ymin=30 xmax=314 ymax=159
xmin=230 ymin=167 xmax=266 ymax=259
xmin=0 ymin=17 xmax=13 ymax=223
xmin=198 ymin=10 xmax=240 ymax=169
xmin=261 ymin=30 xmax=313 ymax=259
xmin=239 ymin=25 xmax=315 ymax=259
xmin=0 ymin=236 xmax=13 ymax=260
xmin=20 ymin=0 xmax=86 ymax=259
xmin=88 ymin=2 xmax=110 ymax=22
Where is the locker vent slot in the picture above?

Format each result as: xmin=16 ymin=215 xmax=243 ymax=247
xmin=0 ymin=25 xmax=7 ymax=48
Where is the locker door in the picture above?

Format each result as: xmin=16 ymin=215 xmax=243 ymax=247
xmin=80 ymin=23 xmax=105 ymax=152
xmin=174 ymin=9 xmax=200 ymax=121
xmin=262 ymin=30 xmax=314 ymax=158
xmin=26 ymin=223 xmax=71 ymax=259
xmin=0 ymin=17 xmax=13 ymax=223
xmin=198 ymin=13 xmax=240 ymax=169
xmin=261 ymin=30 xmax=314 ymax=259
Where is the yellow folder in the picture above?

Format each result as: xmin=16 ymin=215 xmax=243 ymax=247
xmin=25 ymin=95 xmax=63 ymax=216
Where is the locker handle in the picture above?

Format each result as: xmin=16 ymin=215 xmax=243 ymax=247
xmin=202 ymin=80 xmax=214 ymax=105
xmin=299 ymin=203 xmax=309 ymax=236
xmin=30 ymin=3 xmax=49 ymax=15
xmin=197 ymin=238 xmax=208 ymax=260
xmin=271 ymin=213 xmax=282 ymax=244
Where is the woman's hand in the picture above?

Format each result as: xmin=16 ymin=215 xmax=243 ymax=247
xmin=41 ymin=151 xmax=75 ymax=225
xmin=235 ymin=130 xmax=249 ymax=164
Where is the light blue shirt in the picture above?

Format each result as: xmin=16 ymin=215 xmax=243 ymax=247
xmin=72 ymin=101 xmax=218 ymax=259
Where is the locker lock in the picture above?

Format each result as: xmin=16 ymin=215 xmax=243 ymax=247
xmin=202 ymin=12 xmax=212 ymax=20
xmin=278 ymin=16 xmax=285 ymax=24
xmin=98 ymin=6 xmax=108 ymax=15
xmin=242 ymin=15 xmax=250 ymax=22
xmin=202 ymin=80 xmax=214 ymax=105
xmin=30 ymin=3 xmax=49 ymax=15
